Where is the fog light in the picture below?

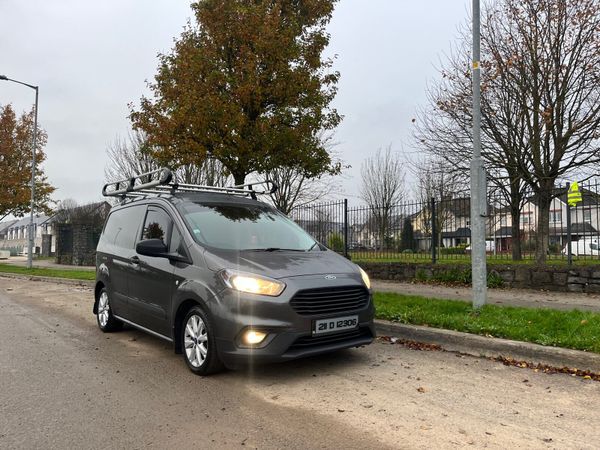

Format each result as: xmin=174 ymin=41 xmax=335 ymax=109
xmin=244 ymin=330 xmax=267 ymax=345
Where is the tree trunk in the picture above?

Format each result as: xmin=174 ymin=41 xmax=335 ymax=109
xmin=508 ymin=174 xmax=523 ymax=261
xmin=535 ymin=185 xmax=553 ymax=266
xmin=233 ymin=172 xmax=246 ymax=186
xmin=510 ymin=207 xmax=522 ymax=261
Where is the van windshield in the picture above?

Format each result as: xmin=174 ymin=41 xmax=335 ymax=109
xmin=177 ymin=201 xmax=318 ymax=251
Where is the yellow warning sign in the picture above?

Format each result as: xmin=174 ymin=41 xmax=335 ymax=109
xmin=568 ymin=181 xmax=583 ymax=207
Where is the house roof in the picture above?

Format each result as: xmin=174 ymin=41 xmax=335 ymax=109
xmin=493 ymin=226 xmax=513 ymax=236
xmin=493 ymin=222 xmax=597 ymax=237
xmin=442 ymin=227 xmax=471 ymax=238
xmin=526 ymin=186 xmax=600 ymax=207
xmin=8 ymin=215 xmax=51 ymax=228
xmin=439 ymin=197 xmax=471 ymax=218
xmin=549 ymin=222 xmax=598 ymax=235
xmin=0 ymin=220 xmax=17 ymax=233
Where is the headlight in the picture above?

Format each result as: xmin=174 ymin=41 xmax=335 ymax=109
xmin=220 ymin=270 xmax=285 ymax=296
xmin=358 ymin=266 xmax=371 ymax=289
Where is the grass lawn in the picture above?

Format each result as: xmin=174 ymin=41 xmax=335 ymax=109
xmin=353 ymin=253 xmax=600 ymax=266
xmin=374 ymin=292 xmax=600 ymax=353
xmin=0 ymin=263 xmax=95 ymax=281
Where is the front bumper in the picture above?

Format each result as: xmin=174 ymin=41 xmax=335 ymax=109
xmin=208 ymin=273 xmax=376 ymax=367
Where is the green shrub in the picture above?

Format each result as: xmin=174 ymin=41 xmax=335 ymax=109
xmin=487 ymin=270 xmax=504 ymax=288
xmin=548 ymin=243 xmax=562 ymax=255
xmin=415 ymin=268 xmax=429 ymax=281
xmin=327 ymin=233 xmax=344 ymax=252
xmin=440 ymin=244 xmax=469 ymax=255
xmin=402 ymin=249 xmax=414 ymax=254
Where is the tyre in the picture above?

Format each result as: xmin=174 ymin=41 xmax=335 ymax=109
xmin=182 ymin=306 xmax=224 ymax=375
xmin=96 ymin=288 xmax=122 ymax=332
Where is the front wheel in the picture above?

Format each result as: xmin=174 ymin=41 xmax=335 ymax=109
xmin=96 ymin=288 xmax=122 ymax=332
xmin=182 ymin=306 xmax=224 ymax=375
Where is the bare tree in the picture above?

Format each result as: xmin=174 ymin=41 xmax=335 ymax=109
xmin=175 ymin=158 xmax=230 ymax=187
xmin=105 ymin=129 xmax=230 ymax=187
xmin=261 ymin=166 xmax=342 ymax=214
xmin=415 ymin=0 xmax=600 ymax=263
xmin=104 ymin=130 xmax=158 ymax=183
xmin=54 ymin=199 xmax=109 ymax=227
xmin=413 ymin=157 xmax=461 ymax=251
xmin=360 ymin=145 xmax=405 ymax=249
xmin=490 ymin=0 xmax=600 ymax=264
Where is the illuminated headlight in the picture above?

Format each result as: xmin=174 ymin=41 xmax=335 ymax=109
xmin=358 ymin=266 xmax=371 ymax=289
xmin=221 ymin=270 xmax=285 ymax=296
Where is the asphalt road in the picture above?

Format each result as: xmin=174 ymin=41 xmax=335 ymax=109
xmin=1 ymin=278 xmax=599 ymax=450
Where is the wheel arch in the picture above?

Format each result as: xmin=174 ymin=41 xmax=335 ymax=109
xmin=173 ymin=299 xmax=207 ymax=354
xmin=93 ymin=281 xmax=105 ymax=314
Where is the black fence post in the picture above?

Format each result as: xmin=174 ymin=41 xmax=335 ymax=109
xmin=343 ymin=199 xmax=349 ymax=259
xmin=431 ymin=197 xmax=437 ymax=264
xmin=566 ymin=182 xmax=573 ymax=266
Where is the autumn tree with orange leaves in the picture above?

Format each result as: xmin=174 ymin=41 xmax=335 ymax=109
xmin=0 ymin=104 xmax=54 ymax=220
xmin=130 ymin=0 xmax=342 ymax=186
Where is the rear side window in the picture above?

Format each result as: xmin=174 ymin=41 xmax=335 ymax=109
xmin=141 ymin=207 xmax=173 ymax=247
xmin=101 ymin=205 xmax=145 ymax=249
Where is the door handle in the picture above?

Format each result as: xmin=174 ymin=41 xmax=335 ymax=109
xmin=130 ymin=256 xmax=140 ymax=265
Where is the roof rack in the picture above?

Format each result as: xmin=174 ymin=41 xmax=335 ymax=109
xmin=102 ymin=167 xmax=277 ymax=200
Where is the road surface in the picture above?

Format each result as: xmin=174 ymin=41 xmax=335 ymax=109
xmin=0 ymin=278 xmax=598 ymax=449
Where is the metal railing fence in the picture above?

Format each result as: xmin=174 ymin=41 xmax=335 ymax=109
xmin=289 ymin=181 xmax=600 ymax=264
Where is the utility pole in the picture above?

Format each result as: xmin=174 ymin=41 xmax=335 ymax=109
xmin=0 ymin=75 xmax=39 ymax=269
xmin=470 ymin=0 xmax=487 ymax=308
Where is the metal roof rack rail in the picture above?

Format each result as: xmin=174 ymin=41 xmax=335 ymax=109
xmin=102 ymin=167 xmax=277 ymax=200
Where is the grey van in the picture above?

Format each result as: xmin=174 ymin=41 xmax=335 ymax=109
xmin=94 ymin=169 xmax=375 ymax=375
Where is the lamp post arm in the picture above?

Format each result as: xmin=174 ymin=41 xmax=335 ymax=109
xmin=1 ymin=76 xmax=38 ymax=91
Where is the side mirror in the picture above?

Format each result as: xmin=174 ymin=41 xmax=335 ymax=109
xmin=136 ymin=239 xmax=168 ymax=258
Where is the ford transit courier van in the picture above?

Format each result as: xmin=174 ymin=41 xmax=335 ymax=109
xmin=94 ymin=169 xmax=375 ymax=375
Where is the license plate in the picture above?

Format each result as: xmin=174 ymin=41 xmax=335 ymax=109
xmin=313 ymin=315 xmax=358 ymax=335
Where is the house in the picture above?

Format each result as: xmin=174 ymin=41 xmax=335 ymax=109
xmin=0 ymin=201 xmax=111 ymax=258
xmin=489 ymin=187 xmax=600 ymax=252
xmin=412 ymin=197 xmax=473 ymax=249
xmin=0 ymin=220 xmax=17 ymax=241
xmin=0 ymin=215 xmax=53 ymax=255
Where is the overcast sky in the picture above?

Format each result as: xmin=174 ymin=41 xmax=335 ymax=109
xmin=0 ymin=0 xmax=470 ymax=207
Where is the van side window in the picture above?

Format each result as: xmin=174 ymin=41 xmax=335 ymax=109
xmin=590 ymin=243 xmax=598 ymax=251
xmin=102 ymin=205 xmax=145 ymax=249
xmin=170 ymin=226 xmax=184 ymax=255
xmin=142 ymin=208 xmax=173 ymax=247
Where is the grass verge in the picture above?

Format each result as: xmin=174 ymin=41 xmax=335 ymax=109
xmin=353 ymin=254 xmax=600 ymax=266
xmin=0 ymin=263 xmax=95 ymax=281
xmin=374 ymin=292 xmax=600 ymax=353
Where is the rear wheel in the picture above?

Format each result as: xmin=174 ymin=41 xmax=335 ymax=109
xmin=96 ymin=288 xmax=122 ymax=332
xmin=182 ymin=306 xmax=224 ymax=375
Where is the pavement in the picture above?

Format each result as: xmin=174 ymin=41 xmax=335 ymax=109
xmin=2 ymin=278 xmax=599 ymax=449
xmin=373 ymin=280 xmax=600 ymax=312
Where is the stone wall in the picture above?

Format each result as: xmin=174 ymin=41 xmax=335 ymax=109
xmin=360 ymin=261 xmax=600 ymax=293
xmin=55 ymin=223 xmax=100 ymax=266
xmin=41 ymin=234 xmax=52 ymax=257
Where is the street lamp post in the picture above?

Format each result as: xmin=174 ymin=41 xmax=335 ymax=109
xmin=470 ymin=0 xmax=487 ymax=308
xmin=0 ymin=75 xmax=39 ymax=269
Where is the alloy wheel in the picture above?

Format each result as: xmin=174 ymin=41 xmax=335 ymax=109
xmin=98 ymin=291 xmax=110 ymax=327
xmin=184 ymin=314 xmax=208 ymax=368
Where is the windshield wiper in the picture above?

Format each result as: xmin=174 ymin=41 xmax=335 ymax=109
xmin=241 ymin=247 xmax=306 ymax=252
xmin=307 ymin=242 xmax=319 ymax=251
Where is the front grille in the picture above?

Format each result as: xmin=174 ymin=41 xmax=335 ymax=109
xmin=288 ymin=328 xmax=373 ymax=351
xmin=289 ymin=285 xmax=370 ymax=316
